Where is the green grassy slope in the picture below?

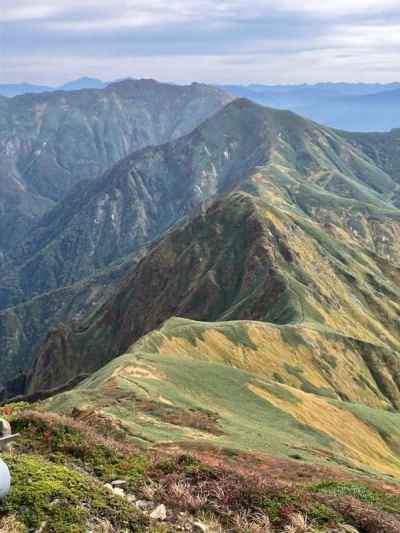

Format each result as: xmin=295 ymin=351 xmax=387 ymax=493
xmin=45 ymin=318 xmax=400 ymax=479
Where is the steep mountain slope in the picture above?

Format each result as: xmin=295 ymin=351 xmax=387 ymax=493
xmin=0 ymin=79 xmax=232 ymax=251
xmin=10 ymin=98 xmax=400 ymax=302
xmin=341 ymin=128 xmax=400 ymax=190
xmin=3 ymin=98 xmax=400 ymax=394
xmin=2 ymin=98 xmax=400 ymax=486
xmin=27 ymin=191 xmax=400 ymax=408
xmin=0 ymin=252 xmax=141 ymax=389
xmin=28 ymin=185 xmax=400 ymax=482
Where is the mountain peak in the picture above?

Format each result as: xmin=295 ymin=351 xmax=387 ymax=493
xmin=59 ymin=77 xmax=105 ymax=91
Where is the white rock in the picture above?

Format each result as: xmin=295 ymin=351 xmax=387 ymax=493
xmin=193 ymin=522 xmax=209 ymax=532
xmin=112 ymin=487 xmax=125 ymax=498
xmin=105 ymin=483 xmax=125 ymax=497
xmin=111 ymin=479 xmax=127 ymax=486
xmin=126 ymin=494 xmax=137 ymax=504
xmin=150 ymin=504 xmax=167 ymax=520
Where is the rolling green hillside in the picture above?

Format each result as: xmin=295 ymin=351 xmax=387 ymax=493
xmin=45 ymin=317 xmax=400 ymax=479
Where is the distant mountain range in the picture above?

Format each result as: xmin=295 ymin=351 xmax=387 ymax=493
xmin=218 ymin=82 xmax=400 ymax=131
xmin=2 ymin=79 xmax=400 ymax=131
xmin=0 ymin=77 xmax=106 ymax=97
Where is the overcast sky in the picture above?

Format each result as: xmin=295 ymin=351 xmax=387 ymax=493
xmin=1 ymin=0 xmax=400 ymax=85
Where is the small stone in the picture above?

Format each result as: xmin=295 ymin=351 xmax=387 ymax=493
xmin=111 ymin=487 xmax=125 ymax=498
xmin=35 ymin=522 xmax=47 ymax=533
xmin=126 ymin=494 xmax=137 ymax=504
xmin=111 ymin=479 xmax=127 ymax=486
xmin=135 ymin=499 xmax=154 ymax=511
xmin=105 ymin=483 xmax=125 ymax=497
xmin=0 ymin=418 xmax=12 ymax=452
xmin=150 ymin=504 xmax=167 ymax=521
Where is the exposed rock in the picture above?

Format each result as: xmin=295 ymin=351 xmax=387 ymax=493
xmin=0 ymin=81 xmax=232 ymax=388
xmin=35 ymin=521 xmax=47 ymax=533
xmin=135 ymin=499 xmax=154 ymax=511
xmin=110 ymin=479 xmax=127 ymax=486
xmin=21 ymin=97 xmax=400 ymax=402
xmin=111 ymin=487 xmax=125 ymax=498
xmin=0 ymin=418 xmax=11 ymax=437
xmin=339 ymin=526 xmax=360 ymax=533
xmin=104 ymin=483 xmax=125 ymax=498
xmin=0 ymin=79 xmax=232 ymax=254
xmin=150 ymin=504 xmax=167 ymax=521
xmin=0 ymin=417 xmax=12 ymax=452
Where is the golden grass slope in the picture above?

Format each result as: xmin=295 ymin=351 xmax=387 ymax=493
xmin=249 ymin=383 xmax=400 ymax=477
xmin=44 ymin=317 xmax=400 ymax=479
xmin=137 ymin=318 xmax=398 ymax=410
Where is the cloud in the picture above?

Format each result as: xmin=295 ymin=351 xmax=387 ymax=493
xmin=1 ymin=0 xmax=400 ymax=84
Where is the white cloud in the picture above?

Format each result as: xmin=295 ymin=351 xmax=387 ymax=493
xmin=275 ymin=0 xmax=399 ymax=14
xmin=1 ymin=0 xmax=400 ymax=84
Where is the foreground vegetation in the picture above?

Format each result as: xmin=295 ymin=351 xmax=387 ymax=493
xmin=0 ymin=406 xmax=399 ymax=532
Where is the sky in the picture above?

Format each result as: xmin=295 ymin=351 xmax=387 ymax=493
xmin=1 ymin=0 xmax=400 ymax=85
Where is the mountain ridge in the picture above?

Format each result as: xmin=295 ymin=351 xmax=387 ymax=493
xmin=3 ymin=97 xmax=400 ymax=390
xmin=2 ymin=92 xmax=400 ymax=495
xmin=0 ymin=78 xmax=232 ymax=252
